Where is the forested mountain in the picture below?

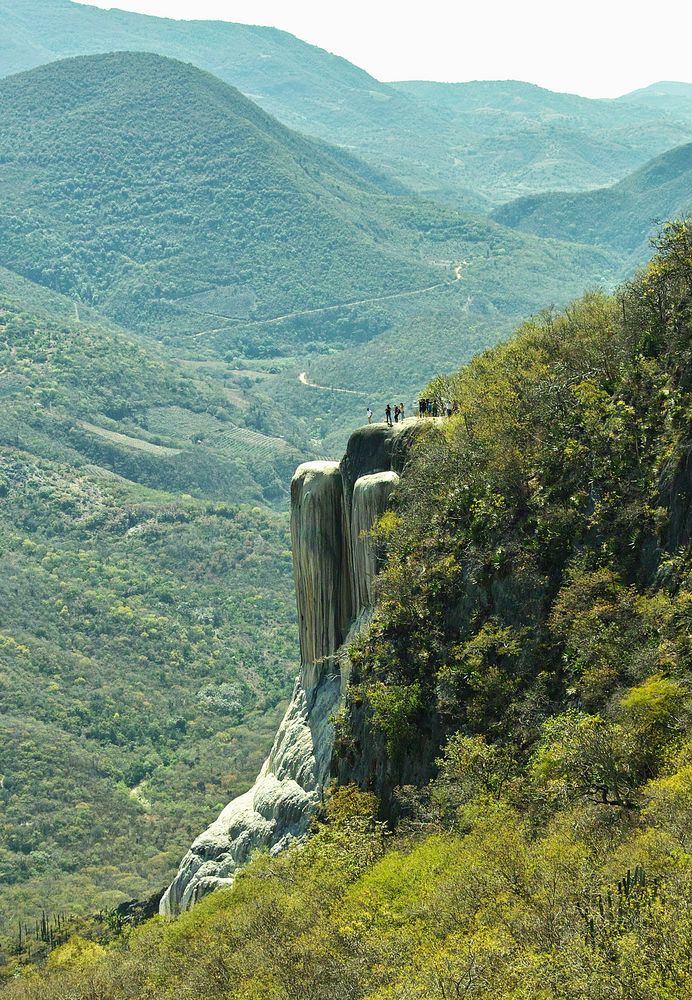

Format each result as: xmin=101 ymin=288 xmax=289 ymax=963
xmin=0 ymin=51 xmax=436 ymax=343
xmin=0 ymin=51 xmax=622 ymax=450
xmin=3 ymin=223 xmax=688 ymax=1000
xmin=394 ymin=79 xmax=692 ymax=203
xmin=0 ymin=5 xmax=688 ymax=990
xmin=1 ymin=0 xmax=691 ymax=207
xmin=493 ymin=141 xmax=692 ymax=257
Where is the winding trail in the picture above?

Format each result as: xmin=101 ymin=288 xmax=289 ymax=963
xmin=298 ymin=372 xmax=368 ymax=397
xmin=295 ymin=262 xmax=467 ymax=397
xmin=188 ymin=262 xmax=466 ymax=339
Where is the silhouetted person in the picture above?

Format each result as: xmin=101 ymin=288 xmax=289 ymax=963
xmin=419 ymin=398 xmax=426 ymax=417
xmin=385 ymin=404 xmax=393 ymax=426
xmin=367 ymin=407 xmax=373 ymax=424
xmin=394 ymin=405 xmax=400 ymax=423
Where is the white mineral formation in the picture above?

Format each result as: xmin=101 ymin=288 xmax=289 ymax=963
xmin=160 ymin=427 xmax=408 ymax=917
xmin=351 ymin=471 xmax=399 ymax=616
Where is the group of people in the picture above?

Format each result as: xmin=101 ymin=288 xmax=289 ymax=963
xmin=367 ymin=403 xmax=407 ymax=426
xmin=418 ymin=397 xmax=459 ymax=419
xmin=366 ymin=398 xmax=460 ymax=426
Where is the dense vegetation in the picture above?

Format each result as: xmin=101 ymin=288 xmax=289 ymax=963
xmin=0 ymin=447 xmax=298 ymax=944
xmin=6 ymin=225 xmax=688 ymax=998
xmin=2 ymin=1 xmax=692 ymax=208
xmin=342 ymin=221 xmax=690 ymax=785
xmin=494 ymin=142 xmax=692 ymax=259
xmin=394 ymin=79 xmax=692 ymax=204
xmin=0 ymin=288 xmax=306 ymax=951
xmin=0 ymin=52 xmax=439 ymax=344
xmin=0 ymin=49 xmax=629 ymax=453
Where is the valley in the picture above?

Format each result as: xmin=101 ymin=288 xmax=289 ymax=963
xmin=0 ymin=4 xmax=688 ymax=991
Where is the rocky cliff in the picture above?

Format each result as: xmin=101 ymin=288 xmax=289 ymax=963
xmin=160 ymin=422 xmax=418 ymax=917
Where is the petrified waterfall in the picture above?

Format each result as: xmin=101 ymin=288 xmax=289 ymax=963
xmin=160 ymin=424 xmax=414 ymax=917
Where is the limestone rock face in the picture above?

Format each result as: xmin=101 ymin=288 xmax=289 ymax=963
xmin=160 ymin=424 xmax=416 ymax=918
xmin=351 ymin=471 xmax=399 ymax=616
xmin=159 ymin=671 xmax=341 ymax=916
xmin=291 ymin=461 xmax=352 ymax=688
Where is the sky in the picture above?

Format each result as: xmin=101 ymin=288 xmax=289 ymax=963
xmin=76 ymin=0 xmax=692 ymax=98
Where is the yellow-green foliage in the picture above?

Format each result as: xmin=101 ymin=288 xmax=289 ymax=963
xmin=2 ymin=227 xmax=689 ymax=999
xmin=5 ymin=770 xmax=692 ymax=1000
xmin=347 ymin=222 xmax=690 ymax=759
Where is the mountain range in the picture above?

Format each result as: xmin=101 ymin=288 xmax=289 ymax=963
xmin=493 ymin=140 xmax=692 ymax=258
xmin=0 ymin=51 xmax=625 ymax=452
xmin=2 ymin=0 xmax=692 ymax=207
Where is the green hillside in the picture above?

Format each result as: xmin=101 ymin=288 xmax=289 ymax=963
xmin=0 ymin=52 xmax=441 ymax=348
xmin=0 ymin=282 xmax=309 ymax=940
xmin=1 ymin=0 xmax=691 ymax=207
xmin=492 ymin=142 xmax=692 ymax=257
xmin=2 ymin=225 xmax=688 ymax=1000
xmin=0 ymin=447 xmax=298 ymax=942
xmin=0 ymin=280 xmax=308 ymax=504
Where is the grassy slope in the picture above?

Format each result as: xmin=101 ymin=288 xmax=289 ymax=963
xmin=492 ymin=141 xmax=692 ymax=258
xmin=1 ymin=1 xmax=691 ymax=207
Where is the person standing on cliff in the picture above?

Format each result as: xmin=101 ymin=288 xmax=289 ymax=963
xmin=394 ymin=404 xmax=400 ymax=423
xmin=400 ymin=402 xmax=405 ymax=422
xmin=385 ymin=403 xmax=393 ymax=426
xmin=367 ymin=407 xmax=373 ymax=424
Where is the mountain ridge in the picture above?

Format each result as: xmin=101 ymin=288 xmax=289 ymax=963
xmin=1 ymin=0 xmax=691 ymax=206
xmin=492 ymin=141 xmax=692 ymax=255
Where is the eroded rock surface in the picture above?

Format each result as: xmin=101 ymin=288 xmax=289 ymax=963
xmin=160 ymin=424 xmax=414 ymax=917
xmin=351 ymin=471 xmax=399 ymax=615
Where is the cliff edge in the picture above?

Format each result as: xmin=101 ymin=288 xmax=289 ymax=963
xmin=159 ymin=421 xmax=420 ymax=916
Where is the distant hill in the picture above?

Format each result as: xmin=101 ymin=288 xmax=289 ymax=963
xmin=1 ymin=0 xmax=691 ymax=207
xmin=491 ymin=142 xmax=692 ymax=256
xmin=393 ymin=79 xmax=692 ymax=203
xmin=0 ymin=268 xmax=309 ymax=503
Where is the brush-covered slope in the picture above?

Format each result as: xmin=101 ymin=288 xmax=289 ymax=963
xmin=492 ymin=142 xmax=692 ymax=257
xmin=0 ymin=290 xmax=304 ymax=942
xmin=1 ymin=1 xmax=691 ymax=208
xmin=0 ymin=275 xmax=307 ymax=503
xmin=3 ymin=225 xmax=689 ymax=1000
xmin=0 ymin=51 xmax=442 ymax=343
xmin=0 ymin=50 xmax=622 ymax=423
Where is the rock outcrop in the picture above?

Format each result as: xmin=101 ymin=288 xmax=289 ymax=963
xmin=351 ymin=471 xmax=399 ymax=616
xmin=160 ymin=422 xmax=418 ymax=917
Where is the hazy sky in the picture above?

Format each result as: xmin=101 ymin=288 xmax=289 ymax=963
xmin=77 ymin=0 xmax=691 ymax=98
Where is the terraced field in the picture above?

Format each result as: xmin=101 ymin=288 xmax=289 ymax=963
xmin=78 ymin=421 xmax=182 ymax=457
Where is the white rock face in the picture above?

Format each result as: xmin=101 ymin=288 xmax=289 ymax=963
xmin=160 ymin=431 xmax=407 ymax=917
xmin=291 ymin=461 xmax=352 ymax=689
xmin=351 ymin=471 xmax=399 ymax=616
